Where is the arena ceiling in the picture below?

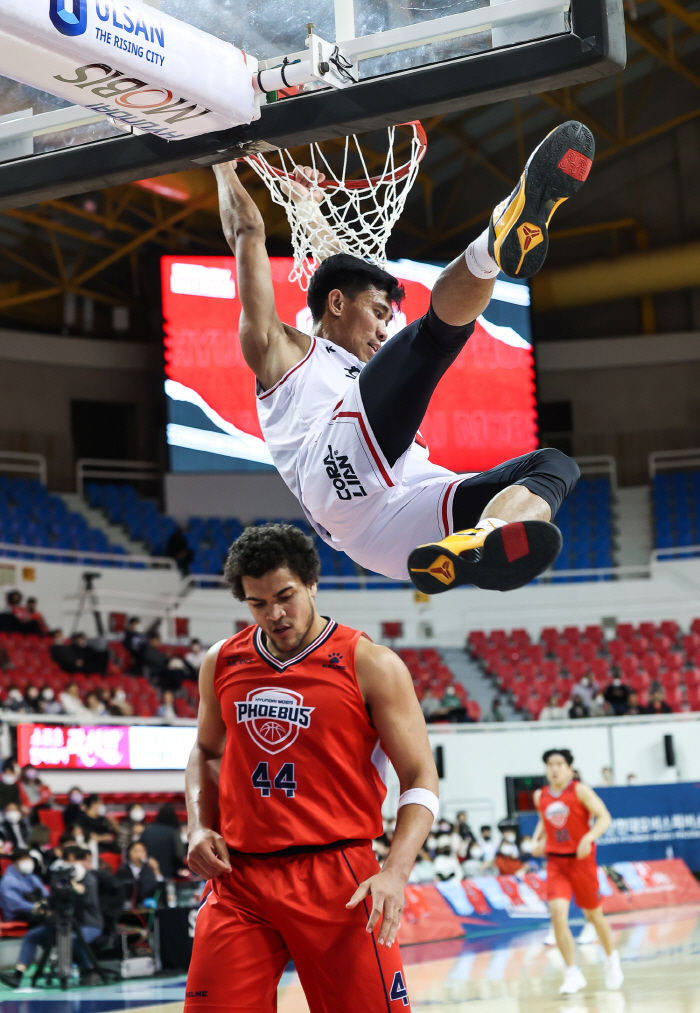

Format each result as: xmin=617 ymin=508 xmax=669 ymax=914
xmin=0 ymin=0 xmax=697 ymax=343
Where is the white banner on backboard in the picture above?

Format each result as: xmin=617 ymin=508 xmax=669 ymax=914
xmin=0 ymin=0 xmax=256 ymax=141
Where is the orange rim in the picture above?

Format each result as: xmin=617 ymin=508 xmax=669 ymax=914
xmin=246 ymin=120 xmax=427 ymax=190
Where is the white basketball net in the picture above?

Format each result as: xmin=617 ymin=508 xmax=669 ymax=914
xmin=245 ymin=122 xmax=426 ymax=289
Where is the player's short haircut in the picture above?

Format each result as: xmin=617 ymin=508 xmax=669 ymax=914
xmin=225 ymin=523 xmax=321 ymax=601
xmin=307 ymin=253 xmax=405 ymax=323
xmin=543 ymin=748 xmax=574 ymax=766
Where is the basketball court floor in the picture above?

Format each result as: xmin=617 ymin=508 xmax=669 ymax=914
xmin=0 ymin=904 xmax=697 ymax=1013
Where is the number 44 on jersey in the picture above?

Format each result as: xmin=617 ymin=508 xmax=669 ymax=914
xmin=252 ymin=761 xmax=297 ymax=798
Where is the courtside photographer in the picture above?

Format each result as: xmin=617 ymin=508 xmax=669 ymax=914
xmin=0 ymin=845 xmax=104 ymax=988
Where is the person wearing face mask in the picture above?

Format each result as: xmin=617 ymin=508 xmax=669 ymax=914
xmin=604 ymin=672 xmax=630 ymax=716
xmin=0 ymin=849 xmax=47 ymax=925
xmin=118 ymin=803 xmax=147 ymax=851
xmin=78 ymin=795 xmax=120 ymax=854
xmin=495 ymin=823 xmax=524 ymax=875
xmin=63 ymin=786 xmax=86 ymax=831
xmin=571 ymin=673 xmax=595 ymax=711
xmin=18 ymin=764 xmax=52 ymax=809
xmin=477 ymin=824 xmax=498 ymax=863
xmin=0 ymin=759 xmax=21 ymax=810
xmin=5 ymin=685 xmax=30 ymax=713
xmin=461 ymin=840 xmax=485 ymax=877
xmin=0 ymin=846 xmax=104 ymax=988
xmin=0 ymin=803 xmax=29 ymax=850
xmin=39 ymin=686 xmax=63 ymax=715
xmin=107 ymin=687 xmax=133 ymax=718
xmin=23 ymin=686 xmax=41 ymax=714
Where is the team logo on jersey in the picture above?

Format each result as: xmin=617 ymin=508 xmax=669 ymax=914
xmin=545 ymin=800 xmax=570 ymax=828
xmin=324 ymin=445 xmax=367 ymax=500
xmin=236 ymin=688 xmax=314 ymax=755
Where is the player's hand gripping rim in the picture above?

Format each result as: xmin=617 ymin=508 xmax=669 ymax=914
xmin=187 ymin=827 xmax=232 ymax=880
xmin=346 ymin=868 xmax=405 ymax=948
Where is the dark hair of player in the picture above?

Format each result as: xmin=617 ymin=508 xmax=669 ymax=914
xmin=306 ymin=253 xmax=405 ymax=323
xmin=542 ymin=748 xmax=574 ymax=766
xmin=224 ymin=523 xmax=321 ymax=602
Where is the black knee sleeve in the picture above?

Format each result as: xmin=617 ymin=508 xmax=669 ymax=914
xmin=517 ymin=448 xmax=580 ymax=519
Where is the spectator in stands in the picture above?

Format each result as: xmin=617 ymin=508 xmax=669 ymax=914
xmin=0 ymin=803 xmax=29 ymax=850
xmin=157 ymin=689 xmax=177 ymax=721
xmin=26 ymin=824 xmax=53 ymax=878
xmin=462 ymin=839 xmax=487 ymax=877
xmin=494 ymin=824 xmax=523 ymax=875
xmin=441 ymin=685 xmax=461 ymax=713
xmin=185 ymin=638 xmax=206 ymax=677
xmin=625 ymin=690 xmax=644 ymax=716
xmin=489 ymin=697 xmax=505 ymax=722
xmin=59 ymin=681 xmax=91 ymax=717
xmin=600 ymin=766 xmax=614 ymax=786
xmin=123 ymin=617 xmax=147 ymax=673
xmin=166 ymin=525 xmax=194 ymax=577
xmin=39 ymin=686 xmax=62 ymax=715
xmin=49 ymin=629 xmax=73 ymax=671
xmin=604 ymin=672 xmax=630 ymax=716
xmin=143 ymin=634 xmax=170 ymax=683
xmin=18 ymin=764 xmax=52 ymax=810
xmin=78 ymin=795 xmax=120 ymax=854
xmin=477 ymin=825 xmax=498 ymax=863
xmin=62 ymin=787 xmax=85 ymax=830
xmin=455 ymin=811 xmax=476 ymax=845
xmin=140 ymin=803 xmax=185 ymax=880
xmin=571 ymin=673 xmax=595 ymax=710
xmin=23 ymin=686 xmax=41 ymax=714
xmin=24 ymin=598 xmax=47 ymax=635
xmin=539 ymin=692 xmax=568 ymax=720
xmin=63 ymin=633 xmax=108 ymax=676
xmin=0 ymin=759 xmax=21 ymax=810
xmin=644 ymin=686 xmax=673 ymax=714
xmin=420 ymin=687 xmax=442 ymax=722
xmin=5 ymin=685 xmax=30 ymax=713
xmin=115 ymin=841 xmax=163 ymax=905
xmin=568 ymin=693 xmax=589 ymax=719
xmin=408 ymin=848 xmax=436 ymax=883
xmin=0 ymin=848 xmax=48 ymax=923
xmin=85 ymin=691 xmax=106 ymax=717
xmin=118 ymin=803 xmax=147 ymax=851
xmin=0 ymin=591 xmax=44 ymax=635
xmin=107 ymin=686 xmax=133 ymax=717
xmin=589 ymin=690 xmax=610 ymax=717
xmin=433 ymin=840 xmax=463 ymax=881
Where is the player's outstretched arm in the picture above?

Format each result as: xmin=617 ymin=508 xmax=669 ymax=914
xmin=575 ymin=782 xmax=612 ymax=859
xmin=347 ymin=641 xmax=439 ymax=948
xmin=530 ymin=798 xmax=546 ymax=858
xmin=213 ymin=161 xmax=307 ymax=389
xmin=185 ymin=641 xmax=232 ymax=880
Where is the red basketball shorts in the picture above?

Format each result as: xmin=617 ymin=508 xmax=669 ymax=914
xmin=546 ymin=853 xmax=601 ymax=910
xmin=185 ymin=840 xmax=411 ymax=1013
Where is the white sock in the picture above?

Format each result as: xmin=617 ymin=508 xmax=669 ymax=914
xmin=475 ymin=517 xmax=508 ymax=533
xmin=465 ymin=227 xmax=500 ymax=280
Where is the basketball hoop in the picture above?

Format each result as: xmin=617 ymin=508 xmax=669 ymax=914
xmin=245 ymin=121 xmax=427 ymax=288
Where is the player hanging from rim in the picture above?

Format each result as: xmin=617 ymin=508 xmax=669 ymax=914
xmin=214 ymin=121 xmax=593 ymax=592
xmin=184 ymin=523 xmax=438 ymax=1012
xmin=531 ymin=748 xmax=624 ymax=996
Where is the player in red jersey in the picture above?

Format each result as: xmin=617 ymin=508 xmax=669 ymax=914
xmin=532 ymin=748 xmax=623 ymax=995
xmin=184 ymin=523 xmax=439 ymax=1012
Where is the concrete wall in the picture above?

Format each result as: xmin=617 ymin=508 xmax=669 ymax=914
xmin=0 ymin=329 xmax=162 ymax=490
xmin=537 ymin=331 xmax=700 ymax=485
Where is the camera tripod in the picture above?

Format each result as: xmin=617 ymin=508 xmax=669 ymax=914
xmin=31 ymin=909 xmax=114 ymax=991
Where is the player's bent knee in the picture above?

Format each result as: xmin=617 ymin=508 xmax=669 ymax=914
xmin=536 ymin=447 xmax=580 ymax=495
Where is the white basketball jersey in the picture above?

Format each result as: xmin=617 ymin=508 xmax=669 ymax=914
xmin=256 ymin=336 xmax=365 ymax=499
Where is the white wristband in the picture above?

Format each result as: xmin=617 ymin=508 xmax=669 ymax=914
xmin=397 ymin=788 xmax=439 ymax=821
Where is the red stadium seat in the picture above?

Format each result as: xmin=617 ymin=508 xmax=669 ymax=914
xmin=617 ymin=623 xmax=635 ymax=642
xmin=563 ymin=626 xmax=581 ymax=645
xmin=629 ymin=637 xmax=649 ymax=659
xmin=660 ymin=620 xmax=679 ymax=642
xmin=584 ymin=625 xmax=604 ymax=645
xmin=638 ymin=621 xmax=657 ymax=640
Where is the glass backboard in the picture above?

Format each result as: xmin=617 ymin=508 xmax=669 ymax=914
xmin=0 ymin=0 xmax=624 ymax=208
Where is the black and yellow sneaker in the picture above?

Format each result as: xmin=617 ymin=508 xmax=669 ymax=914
xmin=407 ymin=521 xmax=563 ymax=594
xmin=489 ymin=120 xmax=594 ymax=278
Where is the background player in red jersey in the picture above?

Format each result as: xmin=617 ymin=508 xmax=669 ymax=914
xmin=184 ymin=523 xmax=439 ymax=1012
xmin=531 ymin=748 xmax=624 ymax=996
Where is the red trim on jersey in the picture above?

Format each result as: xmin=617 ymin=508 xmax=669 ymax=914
xmin=331 ymin=411 xmax=394 ymax=487
xmin=253 ymin=619 xmax=338 ymax=672
xmin=441 ymin=480 xmax=461 ymax=538
xmin=414 ymin=430 xmax=428 ymax=450
xmin=257 ymin=338 xmax=316 ymax=401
